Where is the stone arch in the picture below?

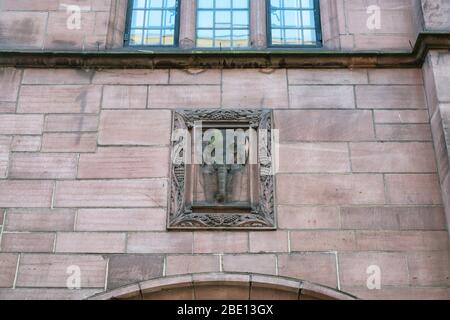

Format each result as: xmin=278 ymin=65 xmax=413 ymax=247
xmin=89 ymin=273 xmax=358 ymax=300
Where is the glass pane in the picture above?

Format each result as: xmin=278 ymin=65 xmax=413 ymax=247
xmin=198 ymin=10 xmax=214 ymax=28
xmin=284 ymin=0 xmax=299 ymax=8
xmin=145 ymin=10 xmax=162 ymax=27
xmin=232 ymin=29 xmax=249 ymax=47
xmin=128 ymin=0 xmax=178 ymax=46
xmin=233 ymin=11 xmax=248 ymax=28
xmin=198 ymin=0 xmax=213 ymax=9
xmin=216 ymin=0 xmax=231 ymax=9
xmin=301 ymin=0 xmax=314 ymax=9
xmin=133 ymin=0 xmax=147 ymax=9
xmin=130 ymin=29 xmax=143 ymax=45
xmin=196 ymin=0 xmax=249 ymax=48
xmin=215 ymin=11 xmax=231 ymax=29
xmin=284 ymin=10 xmax=300 ymax=28
xmin=215 ymin=29 xmax=232 ymax=47
xmin=162 ymin=29 xmax=175 ymax=45
xmin=302 ymin=10 xmax=315 ymax=28
xmin=303 ymin=29 xmax=316 ymax=44
xmin=269 ymin=0 xmax=319 ymax=46
xmin=271 ymin=28 xmax=282 ymax=45
xmin=197 ymin=29 xmax=214 ymax=47
xmin=270 ymin=0 xmax=281 ymax=9
xmin=271 ymin=10 xmax=282 ymax=28
xmin=285 ymin=29 xmax=301 ymax=45
xmin=131 ymin=10 xmax=145 ymax=28
xmin=163 ymin=10 xmax=176 ymax=28
xmin=233 ymin=0 xmax=247 ymax=9
xmin=149 ymin=0 xmax=163 ymax=8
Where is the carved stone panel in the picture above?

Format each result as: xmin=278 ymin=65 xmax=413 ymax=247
xmin=168 ymin=109 xmax=276 ymax=230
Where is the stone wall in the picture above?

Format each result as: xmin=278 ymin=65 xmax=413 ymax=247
xmin=0 ymin=0 xmax=123 ymax=50
xmin=0 ymin=67 xmax=449 ymax=299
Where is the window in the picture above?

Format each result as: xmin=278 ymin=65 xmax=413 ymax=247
xmin=196 ymin=0 xmax=250 ymax=48
xmin=268 ymin=0 xmax=321 ymax=47
xmin=125 ymin=0 xmax=179 ymax=47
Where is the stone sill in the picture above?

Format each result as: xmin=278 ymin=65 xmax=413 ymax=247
xmin=0 ymin=32 xmax=449 ymax=69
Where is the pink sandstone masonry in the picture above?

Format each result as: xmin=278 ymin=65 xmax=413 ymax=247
xmin=0 ymin=67 xmax=449 ymax=300
xmin=1 ymin=0 xmax=450 ymax=300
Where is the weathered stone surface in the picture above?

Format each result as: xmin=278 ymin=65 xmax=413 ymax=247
xmin=422 ymin=0 xmax=450 ymax=30
xmin=339 ymin=253 xmax=409 ymax=286
xmin=54 ymin=179 xmax=167 ymax=208
xmin=356 ymin=86 xmax=427 ymax=109
xmin=22 ymin=69 xmax=93 ymax=85
xmin=55 ymin=232 xmax=126 ymax=254
xmin=350 ymin=142 xmax=436 ymax=173
xmin=289 ymin=86 xmax=355 ymax=109
xmin=277 ymin=206 xmax=340 ymax=230
xmin=290 ymin=231 xmax=357 ymax=251
xmin=148 ymin=85 xmax=221 ymax=109
xmin=249 ymin=231 xmax=288 ymax=253
xmin=223 ymin=255 xmax=277 ymax=275
xmin=0 ymin=137 xmax=10 ymax=178
xmin=78 ymin=147 xmax=169 ymax=178
xmin=75 ymin=208 xmax=166 ymax=231
xmin=127 ymin=232 xmax=193 ymax=254
xmin=98 ymin=110 xmax=171 ymax=146
xmin=279 ymin=143 xmax=350 ymax=173
xmin=10 ymin=136 xmax=41 ymax=152
xmin=374 ymin=110 xmax=429 ymax=124
xmin=102 ymin=86 xmax=147 ymax=109
xmin=340 ymin=206 xmax=446 ymax=231
xmin=277 ymin=174 xmax=385 ymax=205
xmin=385 ymin=174 xmax=443 ymax=205
xmin=222 ymin=69 xmax=288 ymax=108
xmin=0 ymin=68 xmax=21 ymax=101
xmin=193 ymin=232 xmax=248 ymax=253
xmin=44 ymin=115 xmax=98 ymax=132
xmin=275 ymin=110 xmax=374 ymax=142
xmin=0 ymin=12 xmax=47 ymax=49
xmin=0 ymin=115 xmax=43 ymax=135
xmin=9 ymin=153 xmax=78 ymax=179
xmin=0 ymin=233 xmax=55 ymax=253
xmin=288 ymin=69 xmax=368 ymax=85
xmin=108 ymin=255 xmax=164 ymax=289
xmin=16 ymin=254 xmax=107 ymax=288
xmin=355 ymin=231 xmax=450 ymax=251
xmin=18 ymin=85 xmax=102 ymax=113
xmin=41 ymin=133 xmax=97 ymax=152
xmin=0 ymin=254 xmax=18 ymax=288
xmin=166 ymin=255 xmax=220 ymax=275
xmin=375 ymin=124 xmax=432 ymax=141
xmin=93 ymin=69 xmax=169 ymax=84
xmin=4 ymin=209 xmax=75 ymax=232
xmin=169 ymin=69 xmax=221 ymax=85
xmin=0 ymin=289 xmax=102 ymax=300
xmin=0 ymin=181 xmax=53 ymax=208
xmin=278 ymin=254 xmax=337 ymax=288
xmin=407 ymin=251 xmax=450 ymax=286
xmin=368 ymin=69 xmax=423 ymax=85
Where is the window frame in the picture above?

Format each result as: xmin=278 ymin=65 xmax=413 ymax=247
xmin=124 ymin=0 xmax=181 ymax=48
xmin=195 ymin=0 xmax=251 ymax=49
xmin=266 ymin=0 xmax=322 ymax=48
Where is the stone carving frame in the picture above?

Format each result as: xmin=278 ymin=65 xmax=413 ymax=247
xmin=167 ymin=109 xmax=276 ymax=230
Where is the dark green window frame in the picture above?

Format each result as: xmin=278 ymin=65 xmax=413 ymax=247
xmin=267 ymin=0 xmax=322 ymax=48
xmin=124 ymin=0 xmax=180 ymax=47
xmin=196 ymin=0 xmax=250 ymax=49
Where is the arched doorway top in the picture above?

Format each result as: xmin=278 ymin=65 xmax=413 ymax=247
xmin=89 ymin=273 xmax=358 ymax=300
